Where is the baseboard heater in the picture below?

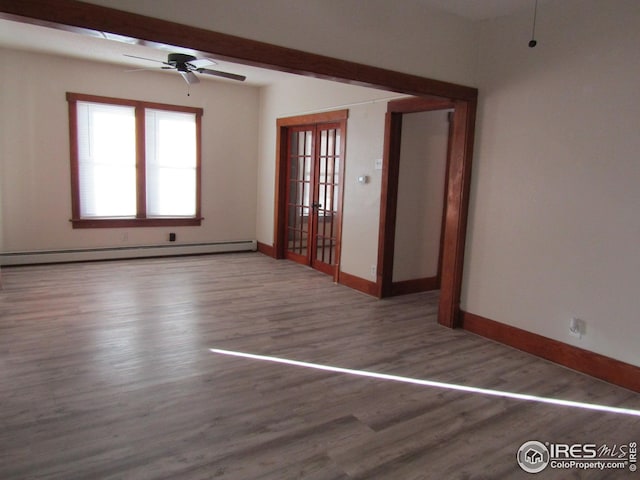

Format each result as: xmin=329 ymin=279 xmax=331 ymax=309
xmin=0 ymin=240 xmax=257 ymax=266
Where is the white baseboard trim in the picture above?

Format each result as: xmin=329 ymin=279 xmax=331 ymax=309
xmin=0 ymin=240 xmax=257 ymax=266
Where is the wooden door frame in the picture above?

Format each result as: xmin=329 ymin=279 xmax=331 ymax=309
xmin=377 ymin=97 xmax=455 ymax=297
xmin=274 ymin=110 xmax=349 ymax=282
xmin=380 ymin=98 xmax=454 ymax=297
xmin=377 ymin=96 xmax=476 ymax=328
xmin=1 ymin=0 xmax=477 ymax=328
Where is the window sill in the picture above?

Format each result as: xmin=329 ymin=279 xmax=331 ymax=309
xmin=71 ymin=218 xmax=203 ymax=229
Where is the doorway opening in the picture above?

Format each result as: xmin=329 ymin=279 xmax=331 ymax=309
xmin=391 ymin=108 xmax=453 ymax=295
xmin=377 ymin=96 xmax=475 ymax=328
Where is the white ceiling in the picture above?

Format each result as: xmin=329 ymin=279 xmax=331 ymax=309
xmin=0 ymin=1 xmax=540 ymax=85
xmin=419 ymin=0 xmax=539 ymax=21
xmin=0 ymin=18 xmax=294 ymax=86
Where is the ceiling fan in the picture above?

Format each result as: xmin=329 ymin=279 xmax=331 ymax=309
xmin=124 ymin=53 xmax=246 ymax=84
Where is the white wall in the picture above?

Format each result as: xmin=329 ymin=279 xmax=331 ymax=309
xmin=465 ymin=0 xmax=640 ymax=366
xmin=257 ymin=76 xmax=404 ymax=280
xmin=85 ymin=0 xmax=478 ymax=87
xmin=393 ymin=110 xmax=449 ymax=282
xmin=0 ymin=48 xmax=259 ymax=252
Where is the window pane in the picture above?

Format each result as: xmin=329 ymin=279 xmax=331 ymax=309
xmin=146 ymin=109 xmax=197 ymax=217
xmin=77 ymin=102 xmax=136 ymax=217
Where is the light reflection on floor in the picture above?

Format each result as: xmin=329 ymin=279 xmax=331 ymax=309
xmin=210 ymin=348 xmax=640 ymax=417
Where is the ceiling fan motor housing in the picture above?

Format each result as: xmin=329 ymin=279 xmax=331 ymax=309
xmin=167 ymin=53 xmax=197 ymax=71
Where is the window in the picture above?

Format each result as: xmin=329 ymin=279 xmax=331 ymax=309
xmin=67 ymin=93 xmax=203 ymax=228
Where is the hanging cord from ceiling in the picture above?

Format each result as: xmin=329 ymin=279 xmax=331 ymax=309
xmin=529 ymin=0 xmax=539 ymax=48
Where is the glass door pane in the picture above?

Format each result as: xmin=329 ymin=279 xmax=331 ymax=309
xmin=312 ymin=124 xmax=341 ymax=274
xmin=286 ymin=128 xmax=314 ymax=261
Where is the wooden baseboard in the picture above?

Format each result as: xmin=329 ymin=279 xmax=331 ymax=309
xmin=339 ymin=271 xmax=379 ymax=297
xmin=461 ymin=311 xmax=640 ymax=393
xmin=391 ymin=276 xmax=439 ymax=296
xmin=256 ymin=241 xmax=275 ymax=258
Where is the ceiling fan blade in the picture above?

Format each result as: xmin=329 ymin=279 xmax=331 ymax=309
xmin=123 ymin=53 xmax=168 ymax=64
xmin=197 ymin=68 xmax=246 ymax=82
xmin=187 ymin=58 xmax=216 ymax=69
xmin=180 ymin=71 xmax=200 ymax=85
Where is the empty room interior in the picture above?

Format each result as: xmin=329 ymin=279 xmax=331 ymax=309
xmin=1 ymin=0 xmax=639 ymax=478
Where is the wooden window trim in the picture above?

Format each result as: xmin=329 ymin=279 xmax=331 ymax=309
xmin=66 ymin=92 xmax=203 ymax=228
xmin=70 ymin=218 xmax=203 ymax=229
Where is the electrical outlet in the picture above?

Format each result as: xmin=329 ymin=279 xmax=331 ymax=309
xmin=371 ymin=265 xmax=377 ymax=277
xmin=121 ymin=232 xmax=128 ymax=242
xmin=569 ymin=317 xmax=585 ymax=339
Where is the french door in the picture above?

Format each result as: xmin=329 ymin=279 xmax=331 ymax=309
xmin=285 ymin=121 xmax=345 ymax=277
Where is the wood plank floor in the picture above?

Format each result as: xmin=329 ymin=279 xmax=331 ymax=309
xmin=1 ymin=253 xmax=639 ymax=479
